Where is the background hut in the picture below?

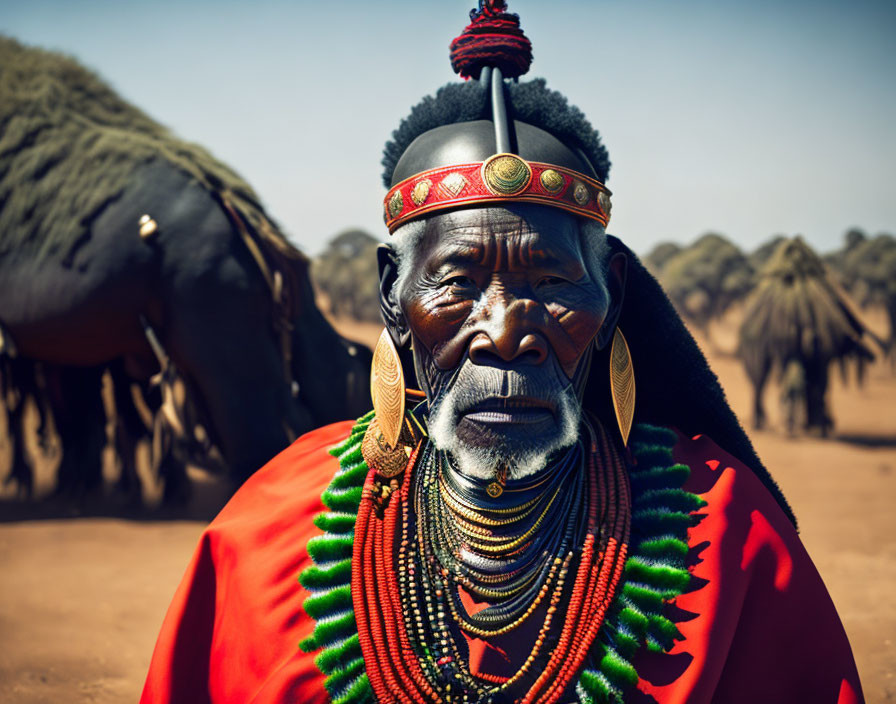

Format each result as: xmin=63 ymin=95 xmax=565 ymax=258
xmin=738 ymin=236 xmax=877 ymax=434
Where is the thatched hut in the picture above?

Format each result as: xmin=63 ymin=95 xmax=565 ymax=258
xmin=738 ymin=236 xmax=876 ymax=434
xmin=0 ymin=35 xmax=302 ymax=267
xmin=0 ymin=36 xmax=372 ymax=496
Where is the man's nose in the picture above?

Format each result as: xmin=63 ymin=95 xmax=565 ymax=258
xmin=468 ymin=298 xmax=549 ymax=366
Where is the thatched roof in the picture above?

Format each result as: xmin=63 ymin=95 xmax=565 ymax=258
xmin=0 ymin=36 xmax=302 ymax=265
xmin=738 ymin=236 xmax=875 ymax=378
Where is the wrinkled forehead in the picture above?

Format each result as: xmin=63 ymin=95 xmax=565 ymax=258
xmin=415 ymin=205 xmax=585 ymax=267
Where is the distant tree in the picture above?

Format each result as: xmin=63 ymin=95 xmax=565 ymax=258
xmin=312 ymin=229 xmax=383 ymax=323
xmin=642 ymin=241 xmax=682 ymax=277
xmin=845 ymin=227 xmax=868 ymax=250
xmin=658 ymin=233 xmax=754 ymax=338
xmin=826 ymin=229 xmax=896 ymax=353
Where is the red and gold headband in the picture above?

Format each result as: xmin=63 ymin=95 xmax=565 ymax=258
xmin=383 ymin=153 xmax=612 ymax=234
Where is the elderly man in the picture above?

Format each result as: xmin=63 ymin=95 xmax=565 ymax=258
xmin=141 ymin=3 xmax=862 ymax=703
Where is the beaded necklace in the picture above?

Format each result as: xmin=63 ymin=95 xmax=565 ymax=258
xmin=349 ymin=415 xmax=631 ymax=704
xmin=299 ymin=415 xmax=707 ymax=704
xmin=424 ymin=443 xmax=584 ymax=630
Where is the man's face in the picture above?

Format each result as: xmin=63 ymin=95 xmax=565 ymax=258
xmin=391 ymin=205 xmax=617 ymax=478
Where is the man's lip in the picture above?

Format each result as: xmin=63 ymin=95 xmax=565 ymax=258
xmin=459 ymin=397 xmax=556 ymax=424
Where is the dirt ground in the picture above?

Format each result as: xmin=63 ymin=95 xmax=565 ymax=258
xmin=0 ymin=312 xmax=894 ymax=703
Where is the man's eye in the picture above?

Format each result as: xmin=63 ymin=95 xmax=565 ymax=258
xmin=536 ymin=276 xmax=569 ymax=288
xmin=442 ymin=276 xmax=476 ymax=291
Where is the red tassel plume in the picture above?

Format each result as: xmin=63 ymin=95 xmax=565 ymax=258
xmin=449 ymin=0 xmax=533 ymax=80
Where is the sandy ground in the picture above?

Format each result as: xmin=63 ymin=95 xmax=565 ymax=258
xmin=0 ymin=312 xmax=894 ymax=703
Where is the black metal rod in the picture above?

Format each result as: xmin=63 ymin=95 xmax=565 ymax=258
xmin=491 ymin=67 xmax=511 ymax=153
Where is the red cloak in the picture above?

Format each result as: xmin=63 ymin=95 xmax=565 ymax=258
xmin=140 ymin=421 xmax=863 ymax=703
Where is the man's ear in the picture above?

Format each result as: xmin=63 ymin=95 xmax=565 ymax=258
xmin=377 ymin=243 xmax=411 ymax=348
xmin=595 ymin=250 xmax=627 ymax=350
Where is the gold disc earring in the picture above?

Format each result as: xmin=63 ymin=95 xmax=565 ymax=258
xmin=370 ymin=328 xmax=405 ymax=446
xmin=609 ymin=327 xmax=636 ymax=447
xmin=363 ymin=329 xmax=415 ymax=479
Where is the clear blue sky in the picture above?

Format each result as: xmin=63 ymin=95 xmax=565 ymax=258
xmin=2 ymin=0 xmax=894 ymax=256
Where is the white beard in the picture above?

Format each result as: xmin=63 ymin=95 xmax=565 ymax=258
xmin=427 ymin=359 xmax=582 ymax=480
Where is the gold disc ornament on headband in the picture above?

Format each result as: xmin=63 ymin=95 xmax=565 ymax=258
xmin=482 ymin=153 xmax=532 ymax=195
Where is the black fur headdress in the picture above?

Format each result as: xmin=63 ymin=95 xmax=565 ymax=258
xmin=382 ymin=79 xmax=611 ymax=187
